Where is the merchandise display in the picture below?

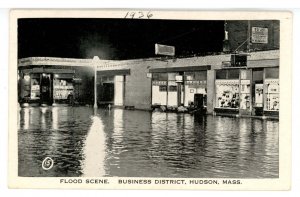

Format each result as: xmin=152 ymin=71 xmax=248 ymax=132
xmin=30 ymin=78 xmax=40 ymax=100
xmin=215 ymin=80 xmax=239 ymax=108
xmin=53 ymin=79 xmax=74 ymax=100
xmin=265 ymin=79 xmax=279 ymax=111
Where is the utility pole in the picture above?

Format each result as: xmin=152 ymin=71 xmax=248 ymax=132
xmin=93 ymin=56 xmax=100 ymax=109
xmin=247 ymin=20 xmax=251 ymax=52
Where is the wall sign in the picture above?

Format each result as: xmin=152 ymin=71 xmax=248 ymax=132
xmin=252 ymin=27 xmax=268 ymax=44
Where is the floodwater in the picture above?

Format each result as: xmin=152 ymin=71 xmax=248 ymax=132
xmin=18 ymin=106 xmax=279 ymax=178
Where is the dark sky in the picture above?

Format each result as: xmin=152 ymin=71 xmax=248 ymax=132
xmin=18 ymin=18 xmax=225 ymax=60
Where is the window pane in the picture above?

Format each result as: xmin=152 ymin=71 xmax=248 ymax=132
xmin=253 ymin=70 xmax=263 ymax=83
xmin=265 ymin=67 xmax=279 ymax=79
xmin=227 ymin=69 xmax=240 ymax=79
xmin=159 ymin=85 xmax=167 ymax=92
xmin=168 ymin=73 xmax=178 ymax=80
xmin=216 ymin=70 xmax=227 ymax=79
xmin=194 ymin=71 xmax=207 ymax=80
xmin=169 ymin=85 xmax=177 ymax=92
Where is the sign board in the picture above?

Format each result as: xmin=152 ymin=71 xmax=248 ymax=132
xmin=251 ymin=27 xmax=268 ymax=44
xmin=155 ymin=44 xmax=175 ymax=56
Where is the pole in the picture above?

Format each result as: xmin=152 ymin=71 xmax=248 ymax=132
xmin=93 ymin=56 xmax=100 ymax=108
xmin=247 ymin=20 xmax=251 ymax=52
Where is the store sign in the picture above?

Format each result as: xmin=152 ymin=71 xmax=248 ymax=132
xmin=186 ymin=80 xmax=206 ymax=85
xmin=215 ymin=79 xmax=239 ymax=85
xmin=251 ymin=27 xmax=268 ymax=44
xmin=152 ymin=81 xmax=167 ymax=86
xmin=155 ymin=44 xmax=175 ymax=56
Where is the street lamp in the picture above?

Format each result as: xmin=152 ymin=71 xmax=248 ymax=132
xmin=93 ymin=56 xmax=100 ymax=109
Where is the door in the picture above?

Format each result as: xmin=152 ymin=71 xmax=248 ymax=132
xmin=99 ymin=83 xmax=114 ymax=104
xmin=40 ymin=73 xmax=53 ymax=105
xmin=194 ymin=94 xmax=204 ymax=109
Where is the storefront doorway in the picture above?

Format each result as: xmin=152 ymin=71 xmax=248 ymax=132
xmin=40 ymin=73 xmax=53 ymax=105
xmin=194 ymin=94 xmax=204 ymax=109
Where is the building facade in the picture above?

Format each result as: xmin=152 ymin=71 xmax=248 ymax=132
xmin=18 ymin=20 xmax=279 ymax=116
xmin=18 ymin=49 xmax=279 ymax=117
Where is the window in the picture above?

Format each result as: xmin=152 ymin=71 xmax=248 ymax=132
xmin=159 ymin=85 xmax=167 ymax=92
xmin=215 ymin=81 xmax=240 ymax=108
xmin=152 ymin=73 xmax=168 ymax=81
xmin=216 ymin=69 xmax=239 ymax=79
xmin=169 ymin=85 xmax=177 ymax=92
xmin=265 ymin=67 xmax=279 ymax=79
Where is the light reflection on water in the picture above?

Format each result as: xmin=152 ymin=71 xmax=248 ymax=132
xmin=18 ymin=107 xmax=279 ymax=178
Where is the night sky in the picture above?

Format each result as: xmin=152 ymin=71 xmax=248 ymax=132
xmin=18 ymin=18 xmax=225 ymax=60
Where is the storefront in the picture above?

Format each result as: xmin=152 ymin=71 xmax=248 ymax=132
xmin=150 ymin=66 xmax=209 ymax=111
xmin=214 ymin=67 xmax=279 ymax=117
xmin=96 ymin=69 xmax=130 ymax=107
xmin=18 ymin=68 xmax=76 ymax=105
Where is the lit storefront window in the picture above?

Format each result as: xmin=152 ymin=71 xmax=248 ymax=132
xmin=184 ymin=71 xmax=207 ymax=107
xmin=215 ymin=80 xmax=239 ymax=108
xmin=152 ymin=73 xmax=168 ymax=105
xmin=264 ymin=79 xmax=279 ymax=111
xmin=53 ymin=78 xmax=74 ymax=100
xmin=167 ymin=73 xmax=179 ymax=106
xmin=215 ymin=70 xmax=239 ymax=109
xmin=30 ymin=74 xmax=40 ymax=100
xmin=239 ymin=70 xmax=251 ymax=110
xmin=264 ymin=68 xmax=279 ymax=111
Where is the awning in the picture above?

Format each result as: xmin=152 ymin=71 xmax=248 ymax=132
xmin=149 ymin=65 xmax=211 ymax=73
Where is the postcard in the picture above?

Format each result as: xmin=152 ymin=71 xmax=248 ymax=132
xmin=8 ymin=9 xmax=292 ymax=190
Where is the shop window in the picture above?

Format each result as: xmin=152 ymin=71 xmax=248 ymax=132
xmin=53 ymin=78 xmax=74 ymax=100
xmin=227 ymin=70 xmax=240 ymax=79
xmin=169 ymin=85 xmax=177 ymax=92
xmin=240 ymin=80 xmax=251 ymax=110
xmin=215 ymin=80 xmax=239 ymax=108
xmin=216 ymin=69 xmax=239 ymax=80
xmin=253 ymin=70 xmax=263 ymax=83
xmin=265 ymin=67 xmax=279 ymax=79
xmin=159 ymin=85 xmax=167 ymax=92
xmin=194 ymin=71 xmax=207 ymax=80
xmin=216 ymin=70 xmax=227 ymax=79
xmin=152 ymin=73 xmax=168 ymax=81
xmin=168 ymin=73 xmax=178 ymax=80
xmin=264 ymin=79 xmax=279 ymax=111
xmin=30 ymin=74 xmax=40 ymax=100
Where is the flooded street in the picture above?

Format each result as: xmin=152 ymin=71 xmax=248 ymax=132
xmin=18 ymin=106 xmax=279 ymax=178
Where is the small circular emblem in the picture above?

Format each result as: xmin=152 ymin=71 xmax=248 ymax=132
xmin=42 ymin=157 xmax=54 ymax=170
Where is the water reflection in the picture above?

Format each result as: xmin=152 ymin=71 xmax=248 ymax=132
xmin=82 ymin=113 xmax=106 ymax=177
xmin=18 ymin=107 xmax=279 ymax=178
xmin=52 ymin=107 xmax=58 ymax=130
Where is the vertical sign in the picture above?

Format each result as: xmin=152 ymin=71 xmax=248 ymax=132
xmin=251 ymin=27 xmax=268 ymax=44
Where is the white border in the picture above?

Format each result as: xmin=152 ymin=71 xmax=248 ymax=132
xmin=9 ymin=9 xmax=292 ymax=190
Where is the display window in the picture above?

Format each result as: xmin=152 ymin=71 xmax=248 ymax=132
xmin=184 ymin=71 xmax=207 ymax=107
xmin=53 ymin=78 xmax=74 ymax=100
xmin=240 ymin=80 xmax=251 ymax=110
xmin=264 ymin=79 xmax=279 ymax=111
xmin=152 ymin=73 xmax=167 ymax=105
xmin=239 ymin=70 xmax=251 ymax=110
xmin=254 ymin=84 xmax=263 ymax=107
xmin=28 ymin=73 xmax=41 ymax=100
xmin=215 ymin=80 xmax=239 ymax=108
